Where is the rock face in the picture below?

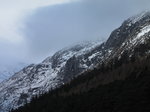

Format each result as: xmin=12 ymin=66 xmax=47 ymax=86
xmin=1 ymin=11 xmax=150 ymax=112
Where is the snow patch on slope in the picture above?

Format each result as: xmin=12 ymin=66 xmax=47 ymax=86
xmin=132 ymin=25 xmax=150 ymax=45
xmin=137 ymin=25 xmax=150 ymax=38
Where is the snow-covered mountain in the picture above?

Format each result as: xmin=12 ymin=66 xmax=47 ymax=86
xmin=0 ymin=41 xmax=103 ymax=112
xmin=0 ymin=63 xmax=27 ymax=83
xmin=1 ymin=11 xmax=150 ymax=112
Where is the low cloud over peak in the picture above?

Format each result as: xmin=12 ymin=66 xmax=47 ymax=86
xmin=1 ymin=0 xmax=150 ymax=64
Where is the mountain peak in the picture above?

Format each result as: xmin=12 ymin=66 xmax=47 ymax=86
xmin=105 ymin=11 xmax=150 ymax=48
xmin=129 ymin=11 xmax=150 ymax=24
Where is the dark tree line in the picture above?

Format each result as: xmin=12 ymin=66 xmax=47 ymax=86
xmin=11 ymin=55 xmax=150 ymax=112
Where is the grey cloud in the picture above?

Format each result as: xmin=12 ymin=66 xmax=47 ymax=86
xmin=22 ymin=0 xmax=150 ymax=62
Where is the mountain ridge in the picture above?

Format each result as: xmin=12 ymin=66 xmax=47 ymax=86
xmin=1 ymin=11 xmax=150 ymax=112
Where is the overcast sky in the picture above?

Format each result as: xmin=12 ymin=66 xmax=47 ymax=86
xmin=0 ymin=0 xmax=150 ymax=65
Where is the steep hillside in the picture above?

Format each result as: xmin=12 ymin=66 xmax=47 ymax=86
xmin=0 ymin=41 xmax=103 ymax=112
xmin=1 ymin=11 xmax=150 ymax=112
xmin=12 ymin=54 xmax=150 ymax=112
